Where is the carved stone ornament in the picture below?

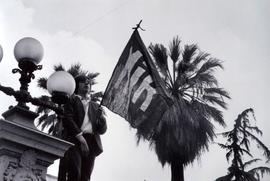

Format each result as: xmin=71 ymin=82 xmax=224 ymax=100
xmin=3 ymin=150 xmax=45 ymax=181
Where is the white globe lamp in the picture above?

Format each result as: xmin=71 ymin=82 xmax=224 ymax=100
xmin=47 ymin=71 xmax=75 ymax=104
xmin=14 ymin=37 xmax=43 ymax=71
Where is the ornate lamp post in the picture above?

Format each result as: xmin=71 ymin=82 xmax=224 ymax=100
xmin=0 ymin=38 xmax=73 ymax=181
xmin=13 ymin=37 xmax=43 ymax=109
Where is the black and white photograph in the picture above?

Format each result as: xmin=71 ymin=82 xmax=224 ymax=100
xmin=0 ymin=1 xmax=269 ymax=181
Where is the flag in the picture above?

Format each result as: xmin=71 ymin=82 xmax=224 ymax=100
xmin=101 ymin=30 xmax=171 ymax=139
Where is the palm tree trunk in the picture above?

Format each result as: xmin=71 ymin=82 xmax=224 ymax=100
xmin=171 ymin=161 xmax=184 ymax=181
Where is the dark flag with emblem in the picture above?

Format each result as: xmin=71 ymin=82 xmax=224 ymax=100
xmin=101 ymin=30 xmax=171 ymax=139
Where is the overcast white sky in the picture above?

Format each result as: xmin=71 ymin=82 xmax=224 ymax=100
xmin=0 ymin=0 xmax=270 ymax=181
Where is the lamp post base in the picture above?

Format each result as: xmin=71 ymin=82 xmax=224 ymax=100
xmin=2 ymin=105 xmax=38 ymax=129
xmin=0 ymin=108 xmax=73 ymax=181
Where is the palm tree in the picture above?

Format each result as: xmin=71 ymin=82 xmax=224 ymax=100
xmin=216 ymin=108 xmax=270 ymax=181
xmin=35 ymin=63 xmax=102 ymax=136
xmin=137 ymin=37 xmax=230 ymax=181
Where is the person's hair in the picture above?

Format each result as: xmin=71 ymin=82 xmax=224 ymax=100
xmin=74 ymin=75 xmax=89 ymax=94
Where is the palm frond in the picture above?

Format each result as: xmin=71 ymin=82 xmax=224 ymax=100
xmin=177 ymin=61 xmax=190 ymax=75
xmin=169 ymin=36 xmax=181 ymax=63
xmin=189 ymin=72 xmax=218 ymax=87
xmin=48 ymin=125 xmax=55 ymax=135
xmin=202 ymin=95 xmax=228 ymax=109
xmin=36 ymin=113 xmax=49 ymax=127
xmin=35 ymin=96 xmax=52 ymax=114
xmin=182 ymin=44 xmax=198 ymax=64
xmin=67 ymin=63 xmax=87 ymax=77
xmin=149 ymin=43 xmax=169 ymax=77
xmin=196 ymin=58 xmax=223 ymax=75
xmin=149 ymin=43 xmax=168 ymax=67
xmin=204 ymin=87 xmax=231 ymax=99
xmin=87 ymin=72 xmax=100 ymax=85
xmin=37 ymin=77 xmax=48 ymax=90
xmin=202 ymin=103 xmax=225 ymax=126
xmin=47 ymin=118 xmax=63 ymax=137
xmin=53 ymin=63 xmax=65 ymax=71
xmin=192 ymin=52 xmax=210 ymax=67
xmin=39 ymin=114 xmax=57 ymax=131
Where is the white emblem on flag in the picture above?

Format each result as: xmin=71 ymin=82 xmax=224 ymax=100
xmin=113 ymin=47 xmax=156 ymax=112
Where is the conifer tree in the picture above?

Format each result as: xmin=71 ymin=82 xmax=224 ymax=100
xmin=216 ymin=108 xmax=270 ymax=181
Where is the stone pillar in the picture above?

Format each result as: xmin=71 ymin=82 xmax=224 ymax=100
xmin=0 ymin=106 xmax=73 ymax=181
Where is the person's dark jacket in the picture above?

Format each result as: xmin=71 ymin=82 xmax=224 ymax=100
xmin=62 ymin=95 xmax=107 ymax=156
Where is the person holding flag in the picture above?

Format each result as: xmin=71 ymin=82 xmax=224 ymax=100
xmin=58 ymin=75 xmax=107 ymax=181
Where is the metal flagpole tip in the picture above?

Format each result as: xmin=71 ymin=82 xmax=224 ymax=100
xmin=132 ymin=20 xmax=145 ymax=31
